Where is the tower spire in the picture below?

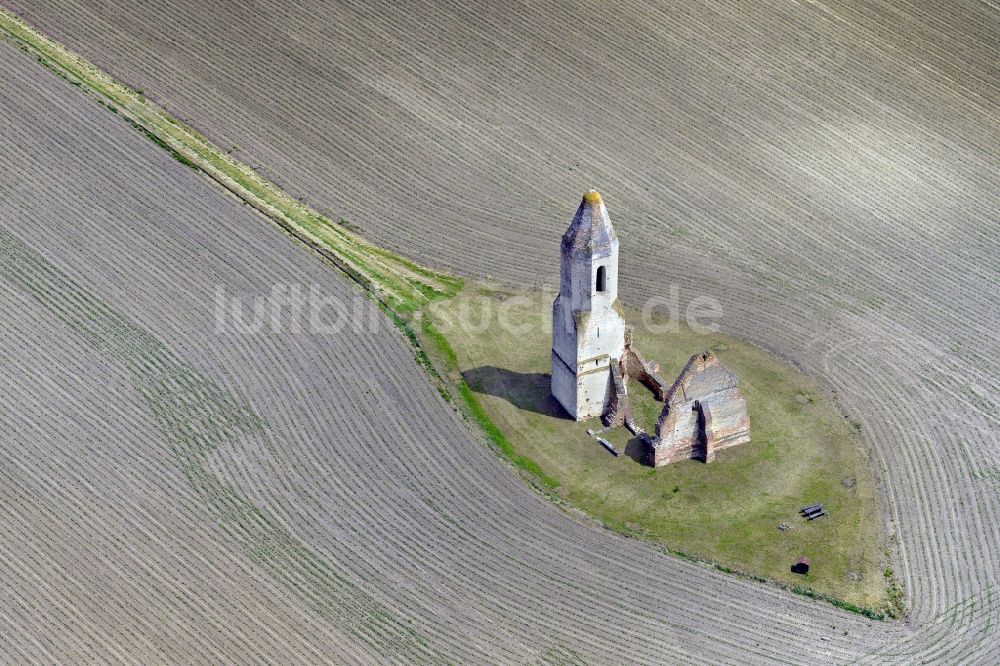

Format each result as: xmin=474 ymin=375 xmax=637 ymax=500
xmin=562 ymin=190 xmax=616 ymax=256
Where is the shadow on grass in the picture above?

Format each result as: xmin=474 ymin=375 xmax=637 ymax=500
xmin=462 ymin=366 xmax=568 ymax=419
xmin=624 ymin=436 xmax=651 ymax=466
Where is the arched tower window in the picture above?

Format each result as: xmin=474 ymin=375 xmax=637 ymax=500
xmin=596 ymin=265 xmax=607 ymax=293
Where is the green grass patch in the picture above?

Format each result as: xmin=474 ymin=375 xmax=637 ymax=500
xmin=425 ymin=284 xmax=890 ymax=612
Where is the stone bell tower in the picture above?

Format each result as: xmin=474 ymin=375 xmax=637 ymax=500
xmin=551 ymin=190 xmax=626 ymax=419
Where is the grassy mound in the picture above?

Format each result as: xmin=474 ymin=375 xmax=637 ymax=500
xmin=425 ymin=284 xmax=889 ymax=611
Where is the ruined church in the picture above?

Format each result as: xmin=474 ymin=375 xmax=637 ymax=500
xmin=551 ymin=191 xmax=750 ymax=466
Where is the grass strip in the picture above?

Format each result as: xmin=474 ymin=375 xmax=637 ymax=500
xmin=0 ymin=7 xmax=461 ymax=314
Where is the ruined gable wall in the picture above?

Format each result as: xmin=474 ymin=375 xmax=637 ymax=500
xmin=651 ymin=352 xmax=750 ymax=466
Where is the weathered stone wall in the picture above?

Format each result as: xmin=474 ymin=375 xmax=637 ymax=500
xmin=650 ymin=351 xmax=750 ymax=466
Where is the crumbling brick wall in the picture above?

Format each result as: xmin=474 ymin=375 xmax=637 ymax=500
xmin=601 ymin=361 xmax=631 ymax=428
xmin=650 ymin=351 xmax=750 ymax=466
xmin=601 ymin=327 xmax=667 ymax=428
xmin=620 ymin=328 xmax=667 ymax=400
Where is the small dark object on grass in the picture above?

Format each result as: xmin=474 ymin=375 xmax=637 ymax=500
xmin=792 ymin=557 xmax=811 ymax=575
xmin=801 ymin=504 xmax=827 ymax=520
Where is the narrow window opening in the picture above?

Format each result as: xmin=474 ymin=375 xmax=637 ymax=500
xmin=596 ymin=265 xmax=607 ymax=292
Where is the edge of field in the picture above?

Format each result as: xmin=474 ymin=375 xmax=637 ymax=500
xmin=0 ymin=7 xmax=462 ymax=315
xmin=0 ymin=7 xmax=904 ymax=623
